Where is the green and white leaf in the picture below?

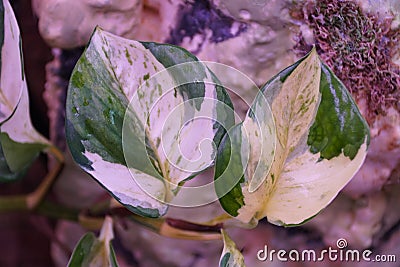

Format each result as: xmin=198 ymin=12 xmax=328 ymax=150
xmin=0 ymin=0 xmax=50 ymax=182
xmin=68 ymin=216 xmax=119 ymax=267
xmin=215 ymin=48 xmax=370 ymax=226
xmin=66 ymin=27 xmax=234 ymax=217
xmin=219 ymin=229 xmax=245 ymax=267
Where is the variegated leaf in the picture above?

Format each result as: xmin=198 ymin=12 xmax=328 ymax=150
xmin=68 ymin=217 xmax=119 ymax=267
xmin=66 ymin=27 xmax=234 ymax=217
xmin=215 ymin=48 xmax=370 ymax=226
xmin=219 ymin=229 xmax=245 ymax=267
xmin=0 ymin=0 xmax=50 ymax=182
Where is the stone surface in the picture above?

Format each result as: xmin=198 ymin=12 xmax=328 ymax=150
xmin=33 ymin=0 xmax=142 ymax=49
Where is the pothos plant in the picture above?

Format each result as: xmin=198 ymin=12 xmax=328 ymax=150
xmin=0 ymin=0 xmax=64 ymax=209
xmin=0 ymin=0 xmax=370 ymax=266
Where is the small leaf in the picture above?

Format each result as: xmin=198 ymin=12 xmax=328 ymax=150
xmin=66 ymin=27 xmax=234 ymax=217
xmin=0 ymin=133 xmax=47 ymax=173
xmin=214 ymin=124 xmax=246 ymax=217
xmin=67 ymin=233 xmax=97 ymax=267
xmin=215 ymin=48 xmax=369 ymax=226
xmin=68 ymin=216 xmax=119 ymax=267
xmin=219 ymin=229 xmax=245 ymax=267
xmin=0 ymin=0 xmax=50 ymax=182
xmin=0 ymin=143 xmax=25 ymax=181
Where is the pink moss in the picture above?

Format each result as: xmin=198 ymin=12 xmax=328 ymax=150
xmin=293 ymin=0 xmax=400 ymax=123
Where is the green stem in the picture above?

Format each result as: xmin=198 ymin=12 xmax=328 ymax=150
xmin=0 ymin=144 xmax=223 ymax=240
xmin=35 ymin=200 xmax=79 ymax=221
xmin=0 ymin=195 xmax=27 ymax=212
xmin=27 ymin=145 xmax=65 ymax=209
xmin=0 ymin=145 xmax=64 ymax=213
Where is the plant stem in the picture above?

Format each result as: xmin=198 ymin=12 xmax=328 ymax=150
xmin=0 ymin=146 xmax=224 ymax=240
xmin=0 ymin=145 xmax=64 ymax=212
xmin=35 ymin=200 xmax=79 ymax=221
xmin=159 ymin=221 xmax=222 ymax=240
xmin=126 ymin=213 xmax=222 ymax=240
xmin=205 ymin=213 xmax=233 ymax=225
xmin=78 ymin=213 xmax=105 ymax=230
xmin=27 ymin=146 xmax=65 ymax=209
xmin=110 ymin=199 xmax=223 ymax=240
xmin=0 ymin=195 xmax=27 ymax=212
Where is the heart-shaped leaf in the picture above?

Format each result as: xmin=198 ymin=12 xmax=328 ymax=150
xmin=68 ymin=217 xmax=119 ymax=267
xmin=66 ymin=27 xmax=234 ymax=217
xmin=215 ymin=48 xmax=370 ymax=226
xmin=0 ymin=0 xmax=50 ymax=182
